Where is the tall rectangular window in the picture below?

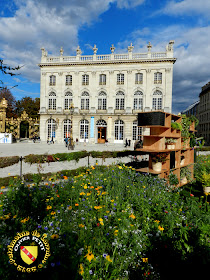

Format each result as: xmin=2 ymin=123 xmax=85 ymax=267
xmin=49 ymin=75 xmax=56 ymax=86
xmin=117 ymin=74 xmax=124 ymax=85
xmin=49 ymin=99 xmax=56 ymax=110
xmin=66 ymin=75 xmax=72 ymax=86
xmin=154 ymin=72 xmax=162 ymax=84
xmin=99 ymin=74 xmax=106 ymax=85
xmin=82 ymin=74 xmax=89 ymax=85
xmin=135 ymin=73 xmax=143 ymax=84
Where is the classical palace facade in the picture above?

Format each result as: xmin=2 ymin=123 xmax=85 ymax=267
xmin=39 ymin=41 xmax=176 ymax=144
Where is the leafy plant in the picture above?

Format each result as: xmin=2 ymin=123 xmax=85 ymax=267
xmin=180 ymin=166 xmax=192 ymax=180
xmin=151 ymin=152 xmax=168 ymax=163
xmin=165 ymin=138 xmax=177 ymax=144
xmin=171 ymin=122 xmax=182 ymax=131
xmin=169 ymin=172 xmax=179 ymax=186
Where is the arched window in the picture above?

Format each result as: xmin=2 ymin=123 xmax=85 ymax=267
xmin=152 ymin=90 xmax=162 ymax=110
xmin=48 ymin=92 xmax=56 ymax=110
xmin=80 ymin=119 xmax=89 ymax=140
xmin=115 ymin=120 xmax=124 ymax=140
xmin=98 ymin=92 xmax=107 ymax=110
xmin=66 ymin=75 xmax=72 ymax=86
xmin=63 ymin=119 xmax=72 ymax=138
xmin=154 ymin=72 xmax=162 ymax=84
xmin=116 ymin=91 xmax=124 ymax=110
xmin=49 ymin=75 xmax=56 ymax=86
xmin=47 ymin=119 xmax=56 ymax=139
xmin=81 ymin=92 xmax=89 ymax=110
xmin=132 ymin=120 xmax=142 ymax=140
xmin=96 ymin=119 xmax=107 ymax=126
xmin=134 ymin=91 xmax=143 ymax=110
xmin=64 ymin=92 xmax=73 ymax=110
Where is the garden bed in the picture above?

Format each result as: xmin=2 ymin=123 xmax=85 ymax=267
xmin=0 ymin=164 xmax=210 ymax=279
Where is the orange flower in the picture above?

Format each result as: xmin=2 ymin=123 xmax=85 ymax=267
xmin=75 ymin=203 xmax=79 ymax=206
xmin=63 ymin=176 xmax=68 ymax=180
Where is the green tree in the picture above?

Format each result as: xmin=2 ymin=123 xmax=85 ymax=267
xmin=16 ymin=97 xmax=40 ymax=119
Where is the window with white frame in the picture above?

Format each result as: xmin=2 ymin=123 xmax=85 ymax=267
xmin=99 ymin=74 xmax=106 ymax=85
xmin=115 ymin=120 xmax=124 ymax=140
xmin=154 ymin=72 xmax=162 ymax=84
xmin=47 ymin=119 xmax=56 ymax=139
xmin=49 ymin=75 xmax=56 ymax=86
xmin=80 ymin=119 xmax=89 ymax=139
xmin=98 ymin=92 xmax=107 ymax=110
xmin=117 ymin=73 xmax=124 ymax=85
xmin=135 ymin=73 xmax=143 ymax=84
xmin=132 ymin=121 xmax=143 ymax=140
xmin=133 ymin=91 xmax=143 ymax=110
xmin=48 ymin=92 xmax=56 ymax=110
xmin=152 ymin=90 xmax=162 ymax=110
xmin=82 ymin=74 xmax=89 ymax=85
xmin=66 ymin=75 xmax=72 ymax=86
xmin=63 ymin=119 xmax=72 ymax=138
xmin=116 ymin=91 xmax=125 ymax=110
xmin=64 ymin=92 xmax=73 ymax=110
xmin=81 ymin=91 xmax=89 ymax=110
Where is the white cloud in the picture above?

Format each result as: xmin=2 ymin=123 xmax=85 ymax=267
xmin=116 ymin=0 xmax=145 ymax=9
xmin=162 ymin=0 xmax=210 ymax=18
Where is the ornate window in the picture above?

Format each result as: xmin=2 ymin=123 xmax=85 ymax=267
xmin=66 ymin=75 xmax=72 ymax=86
xmin=63 ymin=119 xmax=72 ymax=138
xmin=154 ymin=72 xmax=162 ymax=84
xmin=80 ymin=119 xmax=89 ymax=140
xmin=132 ymin=121 xmax=142 ymax=140
xmin=48 ymin=92 xmax=56 ymax=110
xmin=96 ymin=119 xmax=107 ymax=126
xmin=47 ymin=119 xmax=56 ymax=139
xmin=64 ymin=92 xmax=73 ymax=110
xmin=81 ymin=92 xmax=89 ymax=110
xmin=152 ymin=90 xmax=162 ymax=110
xmin=116 ymin=91 xmax=124 ymax=110
xmin=49 ymin=75 xmax=56 ymax=86
xmin=98 ymin=92 xmax=107 ymax=110
xmin=133 ymin=91 xmax=143 ymax=110
xmin=82 ymin=74 xmax=89 ymax=85
xmin=99 ymin=74 xmax=106 ymax=85
xmin=135 ymin=73 xmax=143 ymax=84
xmin=117 ymin=73 xmax=124 ymax=85
xmin=115 ymin=120 xmax=124 ymax=140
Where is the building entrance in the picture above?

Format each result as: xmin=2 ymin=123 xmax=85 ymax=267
xmin=98 ymin=127 xmax=106 ymax=143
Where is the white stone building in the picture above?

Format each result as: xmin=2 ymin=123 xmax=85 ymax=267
xmin=39 ymin=41 xmax=176 ymax=144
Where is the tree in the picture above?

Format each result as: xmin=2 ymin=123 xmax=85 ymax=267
xmin=0 ymin=59 xmax=21 ymax=90
xmin=0 ymin=87 xmax=17 ymax=118
xmin=16 ymin=97 xmax=40 ymax=119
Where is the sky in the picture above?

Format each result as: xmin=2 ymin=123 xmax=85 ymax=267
xmin=0 ymin=0 xmax=210 ymax=114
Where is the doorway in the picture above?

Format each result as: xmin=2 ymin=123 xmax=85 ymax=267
xmin=98 ymin=127 xmax=106 ymax=143
xmin=20 ymin=121 xmax=29 ymax=138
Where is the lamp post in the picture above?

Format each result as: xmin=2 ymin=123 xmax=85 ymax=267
xmin=68 ymin=103 xmax=74 ymax=150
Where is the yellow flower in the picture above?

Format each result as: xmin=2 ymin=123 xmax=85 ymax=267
xmin=13 ymin=215 xmax=17 ymax=219
xmin=111 ymin=199 xmax=114 ymax=202
xmin=51 ymin=234 xmax=59 ymax=239
xmin=68 ymin=206 xmax=72 ymax=210
xmin=1 ymin=186 xmax=5 ymax=189
xmin=96 ymin=162 xmax=98 ymax=165
xmin=46 ymin=205 xmax=52 ymax=210
xmin=79 ymin=264 xmax=84 ymax=275
xmin=114 ymin=230 xmax=118 ymax=236
xmin=0 ymin=205 xmax=2 ymax=207
xmin=106 ymin=255 xmax=112 ymax=262
xmin=80 ymin=192 xmax=86 ymax=195
xmin=158 ymin=225 xmax=164 ymax=231
xmin=118 ymin=166 xmax=123 ymax=169
xmin=129 ymin=213 xmax=136 ymax=219
xmin=85 ymin=249 xmax=94 ymax=262
xmin=94 ymin=206 xmax=102 ymax=210
xmin=154 ymin=220 xmax=160 ymax=223
xmin=142 ymin=258 xmax=148 ymax=263
xmin=50 ymin=211 xmax=56 ymax=215
xmin=42 ymin=233 xmax=47 ymax=238
xmin=79 ymin=224 xmax=85 ymax=228
xmin=86 ymin=192 xmax=91 ymax=196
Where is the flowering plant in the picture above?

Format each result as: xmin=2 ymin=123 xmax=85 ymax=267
xmin=165 ymin=138 xmax=177 ymax=144
xmin=151 ymin=152 xmax=168 ymax=163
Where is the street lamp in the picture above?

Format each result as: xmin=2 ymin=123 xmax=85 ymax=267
xmin=68 ymin=103 xmax=74 ymax=150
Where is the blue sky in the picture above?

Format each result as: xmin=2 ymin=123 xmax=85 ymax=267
xmin=0 ymin=0 xmax=210 ymax=113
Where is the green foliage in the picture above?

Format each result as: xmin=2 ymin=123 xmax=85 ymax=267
xmin=151 ymin=152 xmax=168 ymax=163
xmin=171 ymin=121 xmax=182 ymax=131
xmin=1 ymin=165 xmax=209 ymax=279
xmin=169 ymin=172 xmax=179 ymax=186
xmin=180 ymin=166 xmax=192 ymax=180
